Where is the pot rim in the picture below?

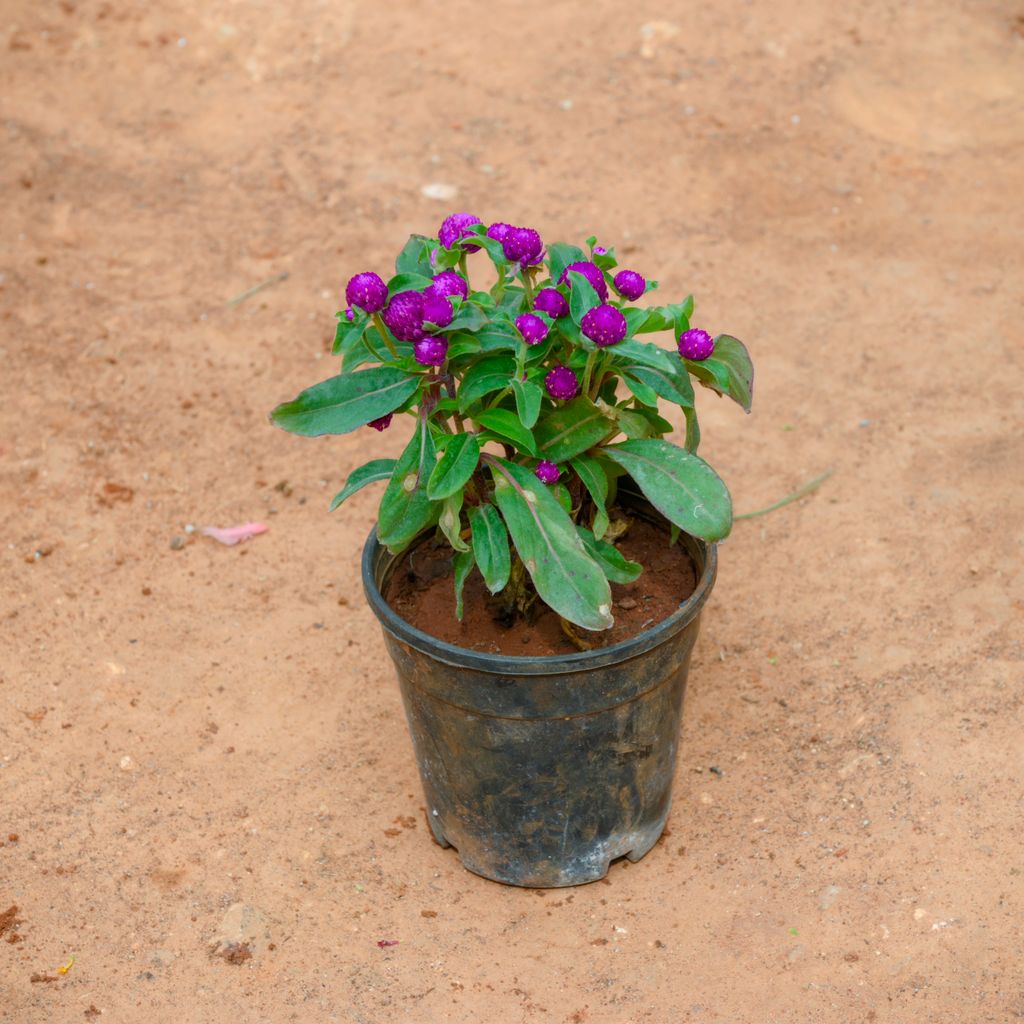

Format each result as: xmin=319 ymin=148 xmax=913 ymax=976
xmin=361 ymin=518 xmax=718 ymax=677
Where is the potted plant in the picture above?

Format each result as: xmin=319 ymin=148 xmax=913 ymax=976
xmin=271 ymin=214 xmax=753 ymax=887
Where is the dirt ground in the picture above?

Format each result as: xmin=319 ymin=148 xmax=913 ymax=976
xmin=2 ymin=1 xmax=1022 ymax=1021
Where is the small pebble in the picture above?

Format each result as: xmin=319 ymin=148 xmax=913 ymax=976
xmin=617 ymin=597 xmax=638 ymax=610
xmin=169 ymin=536 xmax=186 ymax=550
xmin=420 ymin=183 xmax=458 ymax=201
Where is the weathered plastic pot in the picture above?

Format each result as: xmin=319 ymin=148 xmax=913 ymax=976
xmin=361 ymin=506 xmax=716 ymax=888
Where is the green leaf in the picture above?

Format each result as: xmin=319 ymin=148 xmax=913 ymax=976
xmin=271 ymin=368 xmax=420 ymax=437
xmin=603 ymin=439 xmax=732 ymax=541
xmin=329 ymin=458 xmax=397 ymax=511
xmin=547 ymin=243 xmax=586 ymax=284
xmin=632 ymin=405 xmax=675 ymax=435
xmin=614 ymin=407 xmax=659 ymax=439
xmin=475 ymin=324 xmax=522 ymax=352
xmin=636 ymin=297 xmax=694 ymax=334
xmin=570 ymin=455 xmax=610 ymax=540
xmin=621 ymin=363 xmax=694 ymax=408
xmin=439 ymin=491 xmax=469 ymax=552
xmin=453 ymin=549 xmax=475 ymax=621
xmin=622 ymin=373 xmax=661 ymax=408
xmin=468 ymin=503 xmax=511 ymax=594
xmin=386 ymin=271 xmax=433 ymax=294
xmin=534 ymin=397 xmax=614 ymax=462
xmin=623 ymin=307 xmax=649 ymax=337
xmin=444 ymin=303 xmax=489 ymax=334
xmin=475 ymin=409 xmax=538 ymax=455
xmin=489 ymin=458 xmax=613 ymax=631
xmin=342 ymin=328 xmax=411 ymax=371
xmin=568 ymin=270 xmax=601 ymax=327
xmin=511 ymin=378 xmax=543 ymax=428
xmin=551 ymin=482 xmax=573 ymax=514
xmin=395 ymin=234 xmax=435 ymax=276
xmin=427 ymin=433 xmax=481 ymax=500
xmin=684 ymin=335 xmax=754 ymax=413
xmin=612 ymin=338 xmax=677 ymax=373
xmin=333 ymin=316 xmax=365 ymax=356
xmin=577 ymin=527 xmax=643 ymax=584
xmin=377 ymin=418 xmax=441 ymax=552
xmin=457 ymin=356 xmax=516 ymax=411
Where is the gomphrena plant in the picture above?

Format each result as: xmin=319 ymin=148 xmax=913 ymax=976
xmin=271 ymin=214 xmax=753 ymax=637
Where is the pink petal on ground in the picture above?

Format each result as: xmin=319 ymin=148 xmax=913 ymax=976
xmin=200 ymin=522 xmax=269 ymax=546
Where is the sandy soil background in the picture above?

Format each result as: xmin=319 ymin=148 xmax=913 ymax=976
xmin=2 ymin=1 xmax=1022 ymax=1021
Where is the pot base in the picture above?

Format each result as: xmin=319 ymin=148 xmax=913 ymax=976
xmin=427 ymin=810 xmax=668 ymax=888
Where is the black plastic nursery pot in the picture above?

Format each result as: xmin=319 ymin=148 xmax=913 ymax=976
xmin=361 ymin=504 xmax=717 ymax=888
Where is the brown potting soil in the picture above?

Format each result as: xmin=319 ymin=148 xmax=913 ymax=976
xmin=386 ymin=514 xmax=698 ymax=656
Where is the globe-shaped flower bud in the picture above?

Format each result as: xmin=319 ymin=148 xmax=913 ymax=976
xmin=438 ymin=212 xmax=483 ymax=251
xmin=413 ymin=336 xmax=449 ymax=366
xmin=514 ymin=313 xmax=549 ymax=346
xmin=678 ymin=328 xmax=715 ymax=361
xmin=581 ymin=304 xmax=627 ymax=347
xmin=502 ymin=226 xmax=544 ymax=266
xmin=345 ymin=272 xmax=388 ymax=313
xmin=613 ymin=269 xmax=646 ymax=301
xmin=381 ymin=290 xmax=425 ymax=342
xmin=428 ymin=269 xmax=469 ymax=302
xmin=422 ymin=292 xmax=454 ymax=329
xmin=533 ymin=288 xmax=569 ymax=319
xmin=544 ymin=365 xmax=579 ymax=401
xmin=535 ymin=460 xmax=560 ymax=485
xmin=559 ymin=261 xmax=608 ymax=302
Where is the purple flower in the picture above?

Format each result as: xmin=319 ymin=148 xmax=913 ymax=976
xmin=345 ymin=271 xmax=388 ymax=313
xmin=581 ymin=304 xmax=627 ymax=347
xmin=486 ymin=222 xmax=514 ymax=243
xmin=413 ymin=336 xmax=449 ymax=366
xmin=593 ymin=245 xmax=608 ymax=256
xmin=367 ymin=413 xmax=393 ymax=432
xmin=535 ymin=460 xmax=560 ymax=485
xmin=559 ymin=261 xmax=608 ymax=302
xmin=515 ymin=313 xmax=549 ymax=346
xmin=544 ymin=365 xmax=579 ymax=401
xmin=678 ymin=328 xmax=715 ymax=361
xmin=344 ymin=307 xmax=355 ymax=321
xmin=381 ymin=290 xmax=425 ymax=342
xmin=422 ymin=292 xmax=454 ymax=328
xmin=533 ymin=288 xmax=569 ymax=319
xmin=613 ymin=269 xmax=646 ymax=301
xmin=428 ymin=269 xmax=469 ymax=302
xmin=502 ymin=226 xmax=544 ymax=266
xmin=439 ymin=212 xmax=483 ymax=251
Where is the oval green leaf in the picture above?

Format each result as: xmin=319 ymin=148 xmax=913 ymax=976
xmin=603 ymin=439 xmax=732 ymax=541
xmin=329 ymin=458 xmax=397 ymax=511
xmin=427 ymin=433 xmax=481 ymax=500
xmin=534 ymin=397 xmax=614 ymax=462
xmin=377 ymin=418 xmax=441 ymax=552
xmin=489 ymin=458 xmax=613 ymax=631
xmin=474 ymin=409 xmax=538 ymax=456
xmin=468 ymin=503 xmax=511 ymax=594
xmin=271 ymin=368 xmax=419 ymax=437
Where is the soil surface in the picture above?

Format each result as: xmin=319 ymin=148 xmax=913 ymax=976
xmin=388 ymin=515 xmax=698 ymax=656
xmin=2 ymin=2 xmax=1022 ymax=1023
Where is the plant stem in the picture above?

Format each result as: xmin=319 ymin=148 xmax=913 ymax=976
xmin=581 ymin=350 xmax=598 ymax=397
xmin=458 ymin=252 xmax=469 ymax=289
xmin=371 ymin=313 xmax=399 ymax=359
xmin=520 ymin=266 xmax=535 ymax=306
xmin=494 ymin=264 xmax=507 ymax=302
xmin=735 ymin=469 xmax=834 ymax=520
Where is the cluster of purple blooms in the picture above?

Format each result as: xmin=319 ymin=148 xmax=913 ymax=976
xmin=344 ymin=213 xmax=717 ymax=486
